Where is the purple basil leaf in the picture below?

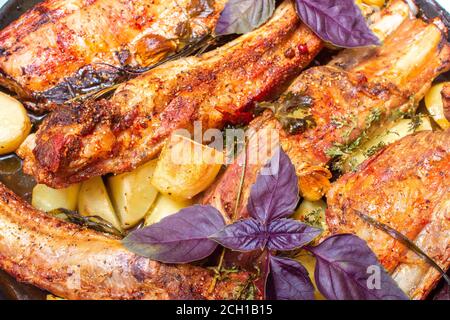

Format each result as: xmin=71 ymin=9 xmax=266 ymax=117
xmin=267 ymin=218 xmax=322 ymax=251
xmin=295 ymin=0 xmax=380 ymax=48
xmin=247 ymin=148 xmax=299 ymax=225
xmin=216 ymin=0 xmax=276 ymax=35
xmin=308 ymin=234 xmax=409 ymax=300
xmin=266 ymin=254 xmax=315 ymax=300
xmin=209 ymin=218 xmax=267 ymax=252
xmin=122 ymin=205 xmax=225 ymax=263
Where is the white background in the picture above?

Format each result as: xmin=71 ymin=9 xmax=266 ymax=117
xmin=0 ymin=0 xmax=448 ymax=13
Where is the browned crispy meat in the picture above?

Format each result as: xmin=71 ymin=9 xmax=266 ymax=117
xmin=443 ymin=83 xmax=450 ymax=121
xmin=0 ymin=0 xmax=226 ymax=109
xmin=203 ymin=2 xmax=450 ymax=223
xmin=20 ymin=1 xmax=323 ymax=188
xmin=0 ymin=182 xmax=254 ymax=300
xmin=201 ymin=3 xmax=450 ymax=298
xmin=327 ymin=130 xmax=450 ymax=300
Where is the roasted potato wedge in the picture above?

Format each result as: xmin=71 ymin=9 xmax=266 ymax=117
xmin=151 ymin=134 xmax=224 ymax=200
xmin=32 ymin=184 xmax=80 ymax=212
xmin=108 ymin=160 xmax=158 ymax=229
xmin=144 ymin=194 xmax=193 ymax=226
xmin=0 ymin=92 xmax=31 ymax=155
xmin=343 ymin=116 xmax=432 ymax=172
xmin=78 ymin=177 xmax=121 ymax=231
xmin=425 ymin=82 xmax=450 ymax=129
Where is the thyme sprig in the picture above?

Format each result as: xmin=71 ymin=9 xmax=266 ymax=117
xmin=49 ymin=208 xmax=123 ymax=237
xmin=326 ymin=108 xmax=383 ymax=171
xmin=364 ymin=141 xmax=386 ymax=158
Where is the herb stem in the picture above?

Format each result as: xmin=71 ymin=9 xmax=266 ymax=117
xmin=235 ymin=277 xmax=253 ymax=300
xmin=210 ymin=136 xmax=248 ymax=294
xmin=233 ymin=137 xmax=248 ymax=220
xmin=66 ymin=33 xmax=218 ymax=104
xmin=208 ymin=248 xmax=226 ymax=294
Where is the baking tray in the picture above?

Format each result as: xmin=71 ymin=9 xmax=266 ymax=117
xmin=0 ymin=0 xmax=448 ymax=300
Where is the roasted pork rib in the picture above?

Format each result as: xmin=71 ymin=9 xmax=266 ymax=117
xmin=203 ymin=0 xmax=449 ymax=220
xmin=0 ymin=182 xmax=254 ymax=300
xmin=0 ymin=0 xmax=227 ymax=109
xmin=443 ymin=83 xmax=450 ymax=121
xmin=327 ymin=130 xmax=449 ymax=300
xmin=20 ymin=1 xmax=323 ymax=188
xmin=202 ymin=0 xmax=450 ymax=298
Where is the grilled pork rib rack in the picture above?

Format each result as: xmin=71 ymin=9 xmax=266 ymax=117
xmin=204 ymin=0 xmax=449 ymax=220
xmin=0 ymin=183 xmax=254 ymax=300
xmin=19 ymin=1 xmax=323 ymax=188
xmin=0 ymin=0 xmax=447 ymax=300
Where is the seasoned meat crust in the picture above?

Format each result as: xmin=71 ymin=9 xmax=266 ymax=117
xmin=0 ymin=0 xmax=226 ymax=109
xmin=0 ymin=182 xmax=254 ymax=300
xmin=326 ymin=130 xmax=450 ymax=300
xmin=201 ymin=1 xmax=450 ymax=296
xmin=203 ymin=0 xmax=450 ymax=222
xmin=20 ymin=1 xmax=323 ymax=188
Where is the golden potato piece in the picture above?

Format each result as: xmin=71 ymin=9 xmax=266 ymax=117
xmin=0 ymin=92 xmax=31 ymax=155
xmin=152 ymin=134 xmax=224 ymax=200
xmin=108 ymin=160 xmax=158 ymax=229
xmin=78 ymin=176 xmax=121 ymax=231
xmin=442 ymin=84 xmax=450 ymax=121
xmin=295 ymin=251 xmax=325 ymax=300
xmin=343 ymin=116 xmax=432 ymax=172
xmin=425 ymin=82 xmax=450 ymax=129
xmin=362 ymin=0 xmax=385 ymax=7
xmin=145 ymin=194 xmax=192 ymax=226
xmin=32 ymin=183 xmax=80 ymax=212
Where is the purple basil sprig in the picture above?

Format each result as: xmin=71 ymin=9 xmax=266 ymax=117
xmin=209 ymin=218 xmax=267 ymax=251
xmin=267 ymin=218 xmax=321 ymax=251
xmin=122 ymin=205 xmax=225 ymax=263
xmin=123 ymin=148 xmax=408 ymax=300
xmin=266 ymin=255 xmax=315 ymax=300
xmin=215 ymin=0 xmax=380 ymax=48
xmin=210 ymin=218 xmax=321 ymax=252
xmin=307 ymin=234 xmax=409 ymax=300
xmin=295 ymin=0 xmax=380 ymax=48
